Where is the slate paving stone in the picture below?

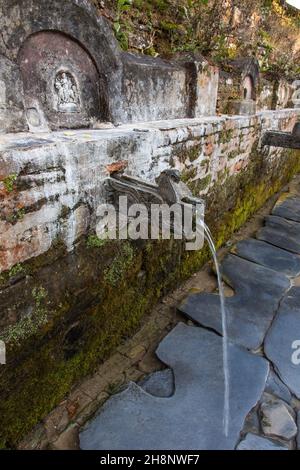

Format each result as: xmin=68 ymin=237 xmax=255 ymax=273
xmin=272 ymin=196 xmax=300 ymax=223
xmin=242 ymin=408 xmax=261 ymax=435
xmin=264 ymin=287 xmax=300 ymax=399
xmin=260 ymin=398 xmax=297 ymax=440
xmin=178 ymin=254 xmax=290 ymax=350
xmin=139 ymin=369 xmax=174 ymax=397
xmin=232 ymin=238 xmax=300 ymax=277
xmin=79 ymin=194 xmax=300 ymax=451
xmin=265 ymin=369 xmax=292 ymax=404
xmin=297 ymin=412 xmax=300 ymax=450
xmin=257 ymin=215 xmax=300 ymax=255
xmin=80 ymin=324 xmax=269 ymax=450
xmin=237 ymin=433 xmax=288 ymax=450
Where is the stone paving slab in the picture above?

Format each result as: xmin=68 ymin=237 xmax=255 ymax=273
xmin=237 ymin=433 xmax=288 ymax=450
xmin=257 ymin=215 xmax=300 ymax=254
xmin=139 ymin=369 xmax=174 ymax=397
xmin=259 ymin=397 xmax=297 ymax=440
xmin=80 ymin=323 xmax=269 ymax=450
xmin=264 ymin=287 xmax=300 ymax=399
xmin=272 ymin=196 xmax=300 ymax=223
xmin=232 ymin=238 xmax=300 ymax=277
xmin=178 ymin=254 xmax=290 ymax=350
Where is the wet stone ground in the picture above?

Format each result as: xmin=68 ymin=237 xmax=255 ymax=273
xmin=80 ymin=188 xmax=300 ymax=451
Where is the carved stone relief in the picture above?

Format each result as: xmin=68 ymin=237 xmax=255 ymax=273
xmin=18 ymin=31 xmax=102 ymax=130
xmin=54 ymin=71 xmax=80 ymax=113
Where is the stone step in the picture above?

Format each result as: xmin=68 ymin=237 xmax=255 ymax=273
xmin=231 ymin=238 xmax=300 ymax=277
xmin=272 ymin=196 xmax=300 ymax=223
xmin=237 ymin=433 xmax=289 ymax=450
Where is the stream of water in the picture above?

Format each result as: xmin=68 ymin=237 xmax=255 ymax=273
xmin=202 ymin=223 xmax=230 ymax=437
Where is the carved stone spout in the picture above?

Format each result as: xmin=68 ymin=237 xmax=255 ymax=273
xmin=103 ymin=168 xmax=204 ymax=212
xmin=102 ymin=168 xmax=205 ymax=244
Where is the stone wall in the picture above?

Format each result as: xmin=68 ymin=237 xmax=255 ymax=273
xmin=0 ymin=108 xmax=299 ymax=447
xmin=0 ymin=0 xmax=218 ymax=131
xmin=0 ymin=0 xmax=295 ymax=132
xmin=0 ymin=109 xmax=298 ymax=274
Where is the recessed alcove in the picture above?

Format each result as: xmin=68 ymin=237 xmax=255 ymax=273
xmin=18 ymin=31 xmax=107 ymax=130
xmin=217 ymin=58 xmax=259 ymax=115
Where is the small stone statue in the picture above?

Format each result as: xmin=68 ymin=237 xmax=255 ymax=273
xmin=292 ymin=80 xmax=300 ymax=109
xmin=55 ymin=71 xmax=80 ymax=112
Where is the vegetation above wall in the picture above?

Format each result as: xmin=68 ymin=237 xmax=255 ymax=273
xmin=92 ymin=0 xmax=300 ymax=79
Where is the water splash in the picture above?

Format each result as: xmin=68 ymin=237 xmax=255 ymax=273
xmin=203 ymin=222 xmax=230 ymax=437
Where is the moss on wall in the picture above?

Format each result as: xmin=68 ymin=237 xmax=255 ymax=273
xmin=0 ymin=236 xmax=183 ymax=448
xmin=0 ymin=144 xmax=299 ymax=448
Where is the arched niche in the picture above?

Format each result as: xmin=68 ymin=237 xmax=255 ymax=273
xmin=0 ymin=0 xmax=122 ymax=124
xmin=228 ymin=58 xmax=259 ymax=103
xmin=18 ymin=31 xmax=107 ymax=130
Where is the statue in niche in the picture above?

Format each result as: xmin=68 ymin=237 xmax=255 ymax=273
xmin=55 ymin=72 xmax=80 ymax=112
xmin=292 ymin=80 xmax=300 ymax=108
xmin=242 ymin=75 xmax=254 ymax=101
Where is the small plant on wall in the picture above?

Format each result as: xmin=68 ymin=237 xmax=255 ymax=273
xmin=113 ymin=0 xmax=133 ymax=50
